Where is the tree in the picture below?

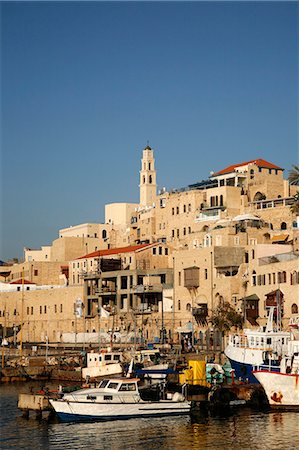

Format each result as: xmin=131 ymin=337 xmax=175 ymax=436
xmin=290 ymin=192 xmax=299 ymax=215
xmin=210 ymin=302 xmax=243 ymax=333
xmin=288 ymin=165 xmax=299 ymax=186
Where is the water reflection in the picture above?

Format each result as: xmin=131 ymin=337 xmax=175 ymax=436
xmin=0 ymin=383 xmax=298 ymax=450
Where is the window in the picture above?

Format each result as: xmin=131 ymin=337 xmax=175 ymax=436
xmin=60 ymin=304 xmax=63 ymax=313
xmin=183 ymin=227 xmax=186 ymax=236
xmin=250 ymin=169 xmax=254 ymax=179
xmin=188 ymin=227 xmax=191 ymax=234
xmin=44 ymin=305 xmax=47 ymax=313
xmin=165 ymin=248 xmax=168 ymax=255
xmin=183 ymin=205 xmax=186 ymax=213
xmin=178 ymin=272 xmax=181 ymax=286
xmin=291 ymin=303 xmax=298 ymax=314
xmin=176 ymin=206 xmax=179 ymax=214
xmin=159 ymin=247 xmax=162 ymax=255
xmin=177 ymin=229 xmax=180 ymax=238
xmin=160 ymin=198 xmax=166 ymax=208
xmin=205 ymin=269 xmax=208 ymax=280
xmin=153 ymin=248 xmax=156 ymax=255
xmin=40 ymin=306 xmax=42 ymax=314
xmin=34 ymin=270 xmax=38 ymax=276
xmin=31 ymin=306 xmax=33 ymax=315
xmin=252 ymin=271 xmax=256 ymax=286
xmin=188 ymin=204 xmax=191 ymax=212
xmin=102 ymin=230 xmax=107 ymax=239
xmin=55 ymin=305 xmax=57 ymax=313
xmin=186 ymin=303 xmax=191 ymax=311
xmin=27 ymin=307 xmax=29 ymax=315
xmin=172 ymin=208 xmax=174 ymax=215
xmin=281 ymin=222 xmax=287 ymax=230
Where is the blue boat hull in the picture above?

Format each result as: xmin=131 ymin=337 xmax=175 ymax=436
xmin=228 ymin=359 xmax=259 ymax=384
xmin=56 ymin=410 xmax=190 ymax=423
xmin=228 ymin=359 xmax=280 ymax=384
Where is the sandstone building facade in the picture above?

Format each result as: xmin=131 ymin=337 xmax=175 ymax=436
xmin=0 ymin=147 xmax=298 ymax=345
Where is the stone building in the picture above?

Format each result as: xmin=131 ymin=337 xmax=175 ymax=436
xmin=0 ymin=146 xmax=298 ymax=345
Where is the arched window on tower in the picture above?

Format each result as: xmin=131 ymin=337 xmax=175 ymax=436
xmin=149 ymin=175 xmax=152 ymax=184
xmin=143 ymin=176 xmax=145 ymax=184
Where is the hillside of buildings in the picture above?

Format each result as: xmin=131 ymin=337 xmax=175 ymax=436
xmin=1 ymin=147 xmax=299 ymax=346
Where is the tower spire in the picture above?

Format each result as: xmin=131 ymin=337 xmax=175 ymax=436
xmin=139 ymin=145 xmax=157 ymax=207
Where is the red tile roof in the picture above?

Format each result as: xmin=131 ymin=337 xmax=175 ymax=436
xmin=213 ymin=159 xmax=283 ymax=176
xmin=10 ymin=279 xmax=35 ymax=285
xmin=77 ymin=244 xmax=151 ymax=260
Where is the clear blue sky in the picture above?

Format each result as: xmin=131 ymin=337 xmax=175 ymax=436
xmin=1 ymin=1 xmax=298 ymax=261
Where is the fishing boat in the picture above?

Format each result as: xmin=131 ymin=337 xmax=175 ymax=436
xmin=82 ymin=350 xmax=123 ymax=380
xmin=49 ymin=377 xmax=191 ymax=422
xmin=224 ymin=307 xmax=291 ymax=383
xmin=252 ymin=333 xmax=299 ymax=408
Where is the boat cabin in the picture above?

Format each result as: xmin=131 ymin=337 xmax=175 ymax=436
xmin=86 ymin=351 xmax=122 ymax=368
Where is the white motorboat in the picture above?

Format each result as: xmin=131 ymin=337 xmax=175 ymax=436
xmin=252 ymin=334 xmax=299 ymax=408
xmin=49 ymin=377 xmax=191 ymax=422
xmin=224 ymin=307 xmax=291 ymax=383
xmin=82 ymin=351 xmax=123 ymax=380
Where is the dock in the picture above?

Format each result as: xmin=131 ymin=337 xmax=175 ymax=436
xmin=17 ymin=392 xmax=56 ymax=420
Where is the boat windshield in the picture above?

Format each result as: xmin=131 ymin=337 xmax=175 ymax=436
xmin=98 ymin=379 xmax=110 ymax=388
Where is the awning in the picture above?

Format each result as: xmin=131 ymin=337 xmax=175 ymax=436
xmin=175 ymin=324 xmax=193 ymax=334
xmin=233 ymin=214 xmax=262 ymax=221
xmin=271 ymin=234 xmax=289 ymax=242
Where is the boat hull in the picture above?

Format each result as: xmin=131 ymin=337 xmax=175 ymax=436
xmin=225 ymin=346 xmax=280 ymax=384
xmin=253 ymin=371 xmax=299 ymax=408
xmin=50 ymin=399 xmax=191 ymax=422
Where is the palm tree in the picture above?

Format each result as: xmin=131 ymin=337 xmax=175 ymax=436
xmin=288 ymin=165 xmax=299 ymax=185
xmin=291 ymin=192 xmax=299 ymax=215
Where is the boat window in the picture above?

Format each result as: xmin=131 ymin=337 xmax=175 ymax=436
xmin=87 ymin=395 xmax=97 ymax=400
xmin=98 ymin=380 xmax=109 ymax=388
xmin=104 ymin=395 xmax=113 ymax=401
xmin=105 ymin=355 xmax=112 ymax=361
xmin=113 ymin=355 xmax=121 ymax=361
xmin=119 ymin=383 xmax=136 ymax=391
xmin=107 ymin=382 xmax=119 ymax=390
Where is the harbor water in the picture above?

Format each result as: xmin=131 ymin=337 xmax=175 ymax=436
xmin=0 ymin=382 xmax=298 ymax=450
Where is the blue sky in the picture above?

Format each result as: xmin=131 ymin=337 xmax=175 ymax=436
xmin=1 ymin=1 xmax=298 ymax=261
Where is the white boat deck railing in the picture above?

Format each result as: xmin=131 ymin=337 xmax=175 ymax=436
xmin=228 ymin=334 xmax=286 ymax=351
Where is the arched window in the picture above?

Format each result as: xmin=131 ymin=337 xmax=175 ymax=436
xmin=102 ymin=229 xmax=107 ymax=239
xmin=149 ymin=175 xmax=152 ymax=184
xmin=220 ymin=195 xmax=223 ymax=206
xmin=186 ymin=303 xmax=191 ymax=312
xmin=291 ymin=303 xmax=298 ymax=314
xmin=178 ymin=300 xmax=181 ymax=311
xmin=281 ymin=222 xmax=287 ymax=230
xmin=143 ymin=176 xmax=145 ymax=184
xmin=250 ymin=169 xmax=254 ymax=179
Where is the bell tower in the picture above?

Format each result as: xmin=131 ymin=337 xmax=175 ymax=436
xmin=139 ymin=145 xmax=157 ymax=207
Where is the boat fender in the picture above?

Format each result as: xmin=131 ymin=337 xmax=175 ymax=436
xmin=172 ymin=392 xmax=185 ymax=402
